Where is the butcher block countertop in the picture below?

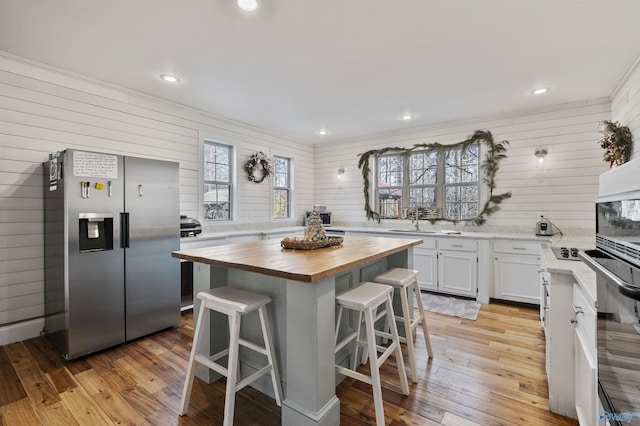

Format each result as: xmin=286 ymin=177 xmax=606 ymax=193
xmin=172 ymin=236 xmax=422 ymax=282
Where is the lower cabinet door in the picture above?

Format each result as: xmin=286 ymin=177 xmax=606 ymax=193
xmin=414 ymin=248 xmax=437 ymax=291
xmin=575 ymin=329 xmax=597 ymax=426
xmin=437 ymin=250 xmax=477 ymax=297
xmin=494 ymin=254 xmax=541 ymax=304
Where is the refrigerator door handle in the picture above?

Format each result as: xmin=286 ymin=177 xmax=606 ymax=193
xmin=120 ymin=212 xmax=130 ymax=248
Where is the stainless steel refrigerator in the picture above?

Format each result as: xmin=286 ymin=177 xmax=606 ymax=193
xmin=43 ymin=149 xmax=180 ymax=360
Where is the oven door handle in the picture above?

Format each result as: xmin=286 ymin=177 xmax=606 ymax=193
xmin=578 ymin=250 xmax=640 ymax=298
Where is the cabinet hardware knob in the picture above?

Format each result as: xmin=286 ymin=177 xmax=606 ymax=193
xmin=570 ymin=319 xmax=578 ymax=324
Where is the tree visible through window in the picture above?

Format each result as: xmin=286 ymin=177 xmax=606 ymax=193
xmin=273 ymin=156 xmax=291 ymax=219
xmin=376 ymin=145 xmax=479 ymax=220
xmin=203 ymin=141 xmax=232 ymax=221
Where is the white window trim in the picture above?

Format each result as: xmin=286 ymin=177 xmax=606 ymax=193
xmin=271 ymin=154 xmax=295 ymax=223
xmin=199 ymin=136 xmax=237 ymax=223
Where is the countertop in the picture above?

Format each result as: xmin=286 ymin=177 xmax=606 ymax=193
xmin=173 ymin=236 xmax=422 ymax=282
xmin=180 ymin=225 xmax=598 ymax=305
xmin=541 ymin=243 xmax=597 ymax=308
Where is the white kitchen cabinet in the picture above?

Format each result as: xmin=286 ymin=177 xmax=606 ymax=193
xmin=573 ymin=283 xmax=597 ymax=426
xmin=437 ymin=239 xmax=478 ymax=298
xmin=414 ymin=239 xmax=437 ymax=291
xmin=546 ymin=272 xmax=577 ymax=419
xmin=493 ymin=241 xmax=541 ymax=304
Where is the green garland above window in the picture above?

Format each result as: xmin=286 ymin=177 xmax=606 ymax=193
xmin=357 ymin=130 xmax=512 ymax=225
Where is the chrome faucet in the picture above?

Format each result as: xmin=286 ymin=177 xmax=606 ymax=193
xmin=411 ymin=198 xmax=419 ymax=230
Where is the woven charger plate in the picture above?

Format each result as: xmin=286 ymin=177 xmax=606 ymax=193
xmin=280 ymin=236 xmax=344 ymax=250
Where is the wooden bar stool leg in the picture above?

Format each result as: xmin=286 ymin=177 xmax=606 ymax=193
xmin=412 ymin=278 xmax=433 ymax=357
xmin=258 ymin=305 xmax=283 ymax=406
xmin=399 ymin=284 xmax=418 ymax=383
xmin=386 ymin=293 xmax=409 ymax=396
xmin=179 ymin=299 xmax=208 ymax=416
xmin=223 ymin=311 xmax=242 ymax=426
xmin=364 ymin=306 xmax=385 ymax=426
xmin=351 ymin=310 xmax=364 ymax=369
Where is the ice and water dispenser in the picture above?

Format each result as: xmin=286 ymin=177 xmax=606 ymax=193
xmin=78 ymin=213 xmax=114 ymax=252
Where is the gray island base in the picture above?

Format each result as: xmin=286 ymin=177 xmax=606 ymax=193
xmin=172 ymin=236 xmax=421 ymax=426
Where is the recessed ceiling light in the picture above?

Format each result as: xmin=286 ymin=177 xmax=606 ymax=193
xmin=159 ymin=73 xmax=180 ymax=83
xmin=530 ymin=87 xmax=550 ymax=95
xmin=401 ymin=114 xmax=415 ymax=120
xmin=317 ymin=129 xmax=329 ymax=136
xmin=237 ymin=0 xmax=259 ymax=11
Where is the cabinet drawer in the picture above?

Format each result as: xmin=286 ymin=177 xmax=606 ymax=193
xmin=416 ymin=238 xmax=436 ymax=250
xmin=438 ymin=238 xmax=477 ymax=252
xmin=494 ymin=240 xmax=540 ymax=256
xmin=573 ymin=283 xmax=596 ymax=351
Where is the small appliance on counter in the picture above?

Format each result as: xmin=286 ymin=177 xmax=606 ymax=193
xmin=180 ymin=215 xmax=202 ymax=237
xmin=535 ymin=215 xmax=553 ymax=236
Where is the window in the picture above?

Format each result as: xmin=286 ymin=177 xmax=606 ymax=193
xmin=376 ymin=145 xmax=479 ymax=220
xmin=203 ymin=141 xmax=232 ymax=221
xmin=273 ymin=155 xmax=291 ymax=219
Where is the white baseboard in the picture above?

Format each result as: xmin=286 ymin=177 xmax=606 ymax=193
xmin=0 ymin=318 xmax=44 ymax=347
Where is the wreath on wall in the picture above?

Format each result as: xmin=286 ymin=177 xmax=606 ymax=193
xmin=358 ymin=130 xmax=511 ymax=226
xmin=244 ymin=151 xmax=273 ymax=183
xmin=598 ymin=120 xmax=632 ymax=168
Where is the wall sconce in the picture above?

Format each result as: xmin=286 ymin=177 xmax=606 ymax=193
xmin=337 ymin=168 xmax=345 ymax=179
xmin=534 ymin=147 xmax=548 ymax=164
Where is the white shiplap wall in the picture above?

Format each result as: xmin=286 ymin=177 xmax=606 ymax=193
xmin=611 ymin=55 xmax=640 ymax=158
xmin=314 ymin=100 xmax=612 ymax=233
xmin=0 ymin=53 xmax=314 ymax=344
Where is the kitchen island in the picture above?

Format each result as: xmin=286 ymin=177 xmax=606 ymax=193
xmin=172 ymin=236 xmax=422 ymax=426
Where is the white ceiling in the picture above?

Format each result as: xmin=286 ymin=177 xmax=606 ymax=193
xmin=2 ymin=1 xmax=640 ymax=144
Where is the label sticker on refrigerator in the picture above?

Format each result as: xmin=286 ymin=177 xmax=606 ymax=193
xmin=73 ymin=151 xmax=118 ymax=178
xmin=49 ymin=157 xmax=58 ymax=191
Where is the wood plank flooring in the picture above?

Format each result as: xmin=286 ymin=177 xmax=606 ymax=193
xmin=0 ymin=301 xmax=577 ymax=425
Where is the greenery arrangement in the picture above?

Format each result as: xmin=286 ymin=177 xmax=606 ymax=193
xmin=244 ymin=151 xmax=273 ymax=183
xmin=598 ymin=121 xmax=632 ymax=167
xmin=358 ymin=130 xmax=511 ymax=226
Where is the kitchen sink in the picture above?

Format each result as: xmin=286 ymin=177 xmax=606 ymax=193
xmin=388 ymin=229 xmax=436 ymax=234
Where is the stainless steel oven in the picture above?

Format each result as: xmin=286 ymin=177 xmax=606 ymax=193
xmin=579 ymin=158 xmax=640 ymax=425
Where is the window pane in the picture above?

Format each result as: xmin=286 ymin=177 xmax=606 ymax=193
xmin=204 ymin=183 xmax=230 ymax=220
xmin=445 ymin=203 xmax=460 ymax=220
xmin=273 ymin=156 xmax=291 ymax=219
xmin=204 ymin=162 xmax=216 ymax=181
xmin=462 ymin=146 xmax=478 ymax=166
xmin=409 ymin=187 xmax=436 ymax=207
xmin=216 ymin=164 xmax=229 ymax=181
xmin=460 ymin=202 xmax=478 ymax=219
xmin=445 ymin=149 xmax=461 ymax=184
xmin=273 ymin=189 xmax=289 ymax=219
xmin=447 ymin=146 xmax=479 ymax=184
xmin=409 ymin=152 xmax=437 ymax=185
xmin=274 ymin=157 xmax=289 ymax=188
xmin=204 ymin=142 xmax=231 ymax=184
xmin=378 ymin=155 xmax=403 ymax=186
xmin=461 ymin=185 xmax=478 ymax=202
xmin=377 ymin=188 xmax=402 ymax=218
xmin=445 ymin=185 xmax=478 ymax=220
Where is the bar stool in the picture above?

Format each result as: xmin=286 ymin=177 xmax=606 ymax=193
xmin=179 ymin=287 xmax=283 ymax=426
xmin=374 ymin=267 xmax=433 ymax=383
xmin=335 ymin=282 xmax=409 ymax=426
